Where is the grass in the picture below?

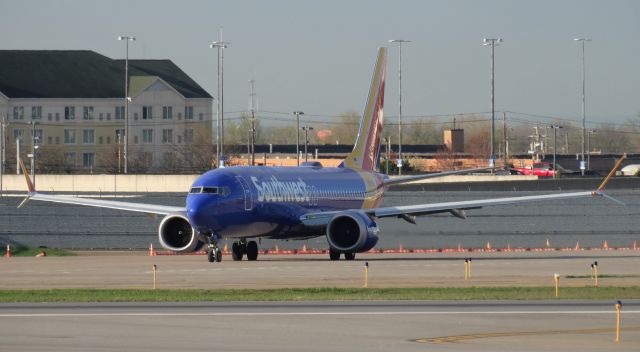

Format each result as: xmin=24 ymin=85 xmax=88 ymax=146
xmin=1 ymin=286 xmax=640 ymax=303
xmin=6 ymin=246 xmax=75 ymax=257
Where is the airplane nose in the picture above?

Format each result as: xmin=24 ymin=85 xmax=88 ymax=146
xmin=186 ymin=196 xmax=213 ymax=229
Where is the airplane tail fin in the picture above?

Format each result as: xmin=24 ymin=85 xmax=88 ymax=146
xmin=342 ymin=47 xmax=386 ymax=172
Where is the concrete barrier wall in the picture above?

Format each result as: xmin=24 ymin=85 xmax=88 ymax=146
xmin=2 ymin=173 xmax=536 ymax=193
xmin=2 ymin=174 xmax=199 ymax=193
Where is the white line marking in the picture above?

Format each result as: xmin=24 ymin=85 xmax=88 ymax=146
xmin=1 ymin=311 xmax=640 ymax=318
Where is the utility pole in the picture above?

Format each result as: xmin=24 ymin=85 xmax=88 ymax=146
xmin=210 ymin=28 xmax=230 ymax=168
xmin=0 ymin=115 xmax=5 ymax=195
xmin=551 ymin=125 xmax=562 ymax=177
xmin=301 ymin=126 xmax=313 ymax=162
xmin=293 ymin=111 xmax=304 ymax=166
xmin=575 ymin=38 xmax=591 ymax=176
xmin=389 ymin=39 xmax=411 ymax=176
xmin=502 ymin=112 xmax=507 ymax=167
xmin=587 ymin=129 xmax=596 ymax=171
xmin=249 ymin=79 xmax=256 ymax=166
xmin=483 ymin=38 xmax=502 ymax=168
xmin=118 ymin=35 xmax=135 ymax=174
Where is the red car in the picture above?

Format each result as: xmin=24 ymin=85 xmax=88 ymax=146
xmin=512 ymin=162 xmax=556 ymax=177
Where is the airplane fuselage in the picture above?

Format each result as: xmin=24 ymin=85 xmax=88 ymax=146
xmin=186 ymin=165 xmax=385 ymax=240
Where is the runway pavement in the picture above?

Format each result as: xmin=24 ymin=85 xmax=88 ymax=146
xmin=1 ymin=300 xmax=639 ymax=351
xmin=2 ymin=251 xmax=640 ymax=289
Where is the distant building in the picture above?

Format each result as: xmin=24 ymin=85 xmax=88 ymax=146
xmin=0 ymin=50 xmax=213 ymax=173
xmin=443 ymin=129 xmax=464 ymax=153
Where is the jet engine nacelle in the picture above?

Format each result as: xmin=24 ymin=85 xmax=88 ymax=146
xmin=158 ymin=215 xmax=203 ymax=253
xmin=326 ymin=210 xmax=379 ymax=253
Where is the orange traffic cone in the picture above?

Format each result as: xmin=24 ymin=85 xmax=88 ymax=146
xmin=457 ymin=243 xmax=462 ymax=252
xmin=301 ymin=244 xmax=307 ymax=253
xmin=223 ymin=243 xmax=229 ymax=254
xmin=149 ymin=243 xmax=156 ymax=257
xmin=546 ymin=239 xmax=551 ymax=248
xmin=486 ymin=242 xmax=492 ymax=250
xmin=603 ymin=240 xmax=609 ymax=249
xmin=5 ymin=244 xmax=11 ymax=258
xmin=575 ymin=242 xmax=580 ymax=251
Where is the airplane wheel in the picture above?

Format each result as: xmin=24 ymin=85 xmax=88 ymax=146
xmin=215 ymin=247 xmax=222 ymax=262
xmin=207 ymin=250 xmax=215 ymax=263
xmin=329 ymin=249 xmax=340 ymax=261
xmin=344 ymin=252 xmax=356 ymax=260
xmin=232 ymin=242 xmax=243 ymax=261
xmin=246 ymin=241 xmax=259 ymax=261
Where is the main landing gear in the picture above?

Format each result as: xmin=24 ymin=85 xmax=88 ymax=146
xmin=231 ymin=239 xmax=259 ymax=261
xmin=329 ymin=248 xmax=356 ymax=261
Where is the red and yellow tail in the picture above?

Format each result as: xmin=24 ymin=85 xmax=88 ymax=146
xmin=342 ymin=47 xmax=386 ymax=172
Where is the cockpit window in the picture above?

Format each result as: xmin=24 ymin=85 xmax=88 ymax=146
xmin=190 ymin=186 xmax=230 ymax=196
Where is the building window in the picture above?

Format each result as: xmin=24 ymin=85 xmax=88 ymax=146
xmin=64 ymin=152 xmax=76 ymax=167
xmin=163 ymin=106 xmax=173 ymax=120
xmin=134 ymin=135 xmax=138 ymax=144
xmin=143 ymin=106 xmax=153 ymax=120
xmin=65 ymin=106 xmax=75 ymax=120
xmin=115 ymin=106 xmax=124 ymax=120
xmin=163 ymin=152 xmax=176 ymax=168
xmin=83 ymin=129 xmax=95 ymax=144
xmin=178 ymin=112 xmax=182 ymax=120
xmin=143 ymin=129 xmax=154 ymax=144
xmin=13 ymin=106 xmax=24 ymax=120
xmin=13 ymin=129 xmax=24 ymax=142
xmin=99 ymin=136 xmax=103 ymax=144
xmin=48 ymin=136 xmax=53 ymax=144
xmin=55 ymin=112 xmax=60 ymax=121
xmin=162 ymin=129 xmax=173 ymax=144
xmin=64 ymin=129 xmax=76 ymax=144
xmin=184 ymin=129 xmax=194 ymax=143
xmin=83 ymin=106 xmax=94 ymax=120
xmin=83 ymin=153 xmax=95 ymax=168
xmin=107 ymin=112 xmax=111 ymax=120
xmin=99 ymin=113 xmax=104 ymax=120
xmin=31 ymin=106 xmax=42 ymax=120
xmin=184 ymin=106 xmax=193 ymax=120
xmin=55 ymin=136 xmax=60 ymax=144
xmin=48 ymin=113 xmax=52 ymax=121
xmin=106 ymin=136 xmax=111 ymax=144
xmin=199 ymin=112 xmax=203 ymax=120
xmin=32 ymin=129 xmax=43 ymax=145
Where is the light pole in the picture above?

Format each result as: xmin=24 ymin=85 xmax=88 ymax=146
xmin=118 ymin=35 xmax=135 ymax=174
xmin=483 ymin=38 xmax=502 ymax=168
xmin=301 ymin=126 xmax=314 ymax=162
xmin=210 ymin=32 xmax=230 ymax=168
xmin=389 ymin=39 xmax=410 ymax=175
xmin=587 ymin=129 xmax=596 ymax=171
xmin=293 ymin=111 xmax=304 ymax=166
xmin=0 ymin=115 xmax=6 ymax=195
xmin=574 ymin=38 xmax=591 ymax=176
xmin=551 ymin=125 xmax=563 ymax=177
xmin=29 ymin=121 xmax=38 ymax=188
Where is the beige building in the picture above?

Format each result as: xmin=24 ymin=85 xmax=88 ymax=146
xmin=0 ymin=50 xmax=213 ymax=174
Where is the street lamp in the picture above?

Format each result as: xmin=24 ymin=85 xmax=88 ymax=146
xmin=118 ymin=35 xmax=135 ymax=174
xmin=483 ymin=38 xmax=502 ymax=168
xmin=574 ymin=37 xmax=591 ymax=176
xmin=301 ymin=126 xmax=314 ymax=162
xmin=388 ymin=39 xmax=410 ymax=175
xmin=210 ymin=33 xmax=230 ymax=168
xmin=29 ymin=121 xmax=39 ymax=188
xmin=551 ymin=125 xmax=563 ymax=177
xmin=293 ymin=111 xmax=304 ymax=166
xmin=587 ymin=129 xmax=596 ymax=171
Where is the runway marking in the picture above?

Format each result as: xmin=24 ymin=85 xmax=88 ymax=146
xmin=416 ymin=326 xmax=640 ymax=344
xmin=1 ymin=310 xmax=640 ymax=318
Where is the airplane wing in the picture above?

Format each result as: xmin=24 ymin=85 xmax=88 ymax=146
xmin=382 ymin=166 xmax=495 ymax=187
xmin=302 ymin=156 xmax=626 ymax=226
xmin=17 ymin=160 xmax=184 ymax=215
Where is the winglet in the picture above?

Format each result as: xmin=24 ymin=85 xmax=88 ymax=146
xmin=595 ymin=155 xmax=626 ymax=193
xmin=18 ymin=158 xmax=35 ymax=193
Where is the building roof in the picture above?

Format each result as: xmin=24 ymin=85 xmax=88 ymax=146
xmin=0 ymin=50 xmax=211 ymax=99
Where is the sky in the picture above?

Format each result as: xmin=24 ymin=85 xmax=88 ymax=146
xmin=1 ymin=0 xmax=639 ymax=127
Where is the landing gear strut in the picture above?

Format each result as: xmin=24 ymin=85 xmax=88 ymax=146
xmin=231 ymin=239 xmax=259 ymax=261
xmin=329 ymin=249 xmax=356 ymax=261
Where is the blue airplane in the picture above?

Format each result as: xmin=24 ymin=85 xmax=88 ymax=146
xmin=18 ymin=47 xmax=623 ymax=262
